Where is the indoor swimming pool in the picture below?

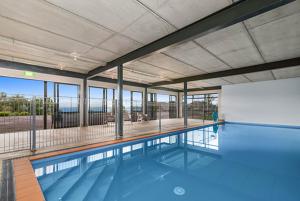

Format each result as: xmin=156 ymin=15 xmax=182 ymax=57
xmin=32 ymin=123 xmax=300 ymax=201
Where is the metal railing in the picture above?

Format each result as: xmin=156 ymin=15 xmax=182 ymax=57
xmin=0 ymin=95 xmax=217 ymax=154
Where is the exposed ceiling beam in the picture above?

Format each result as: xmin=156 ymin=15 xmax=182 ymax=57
xmin=150 ymin=57 xmax=300 ymax=86
xmin=86 ymin=0 xmax=294 ymax=78
xmin=0 ymin=59 xmax=179 ymax=92
xmin=91 ymin=76 xmax=180 ymax=92
xmin=183 ymin=86 xmax=222 ymax=92
xmin=0 ymin=59 xmax=86 ymax=79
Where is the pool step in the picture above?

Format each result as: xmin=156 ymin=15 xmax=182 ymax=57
xmin=44 ymin=159 xmax=104 ymax=201
xmin=38 ymin=166 xmax=74 ymax=191
xmin=60 ymin=164 xmax=106 ymax=201
xmin=82 ymin=165 xmax=118 ymax=201
xmin=43 ymin=163 xmax=81 ymax=193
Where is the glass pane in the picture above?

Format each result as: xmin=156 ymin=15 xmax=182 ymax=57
xmin=0 ymin=76 xmax=43 ymax=97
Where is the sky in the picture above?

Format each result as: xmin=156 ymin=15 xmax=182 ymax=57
xmin=0 ymin=76 xmax=78 ymax=98
xmin=0 ymin=76 xmax=173 ymax=103
xmin=0 ymin=77 xmax=135 ymax=101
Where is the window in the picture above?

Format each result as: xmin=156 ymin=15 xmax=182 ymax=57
xmin=183 ymin=93 xmax=218 ymax=120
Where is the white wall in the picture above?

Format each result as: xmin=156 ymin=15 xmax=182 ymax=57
xmin=221 ymin=77 xmax=300 ymax=126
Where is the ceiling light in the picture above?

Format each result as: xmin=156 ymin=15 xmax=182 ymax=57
xmin=58 ymin=63 xmax=65 ymax=70
xmin=70 ymin=52 xmax=80 ymax=61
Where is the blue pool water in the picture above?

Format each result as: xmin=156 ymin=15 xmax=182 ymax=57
xmin=32 ymin=123 xmax=300 ymax=201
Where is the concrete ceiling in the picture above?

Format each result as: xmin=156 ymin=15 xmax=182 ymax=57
xmin=0 ymin=0 xmax=299 ymax=90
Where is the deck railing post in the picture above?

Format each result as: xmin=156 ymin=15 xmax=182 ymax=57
xmin=184 ymin=81 xmax=188 ymax=128
xmin=115 ymin=99 xmax=118 ymax=138
xmin=159 ymin=103 xmax=162 ymax=132
xmin=31 ymin=96 xmax=36 ymax=152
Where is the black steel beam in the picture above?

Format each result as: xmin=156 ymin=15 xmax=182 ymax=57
xmin=90 ymin=76 xmax=148 ymax=88
xmin=90 ymin=76 xmax=180 ymax=92
xmin=0 ymin=59 xmax=179 ymax=92
xmin=86 ymin=0 xmax=294 ymax=78
xmin=150 ymin=86 xmax=180 ymax=93
xmin=0 ymin=59 xmax=85 ymax=79
xmin=151 ymin=57 xmax=300 ymax=86
xmin=185 ymin=86 xmax=221 ymax=92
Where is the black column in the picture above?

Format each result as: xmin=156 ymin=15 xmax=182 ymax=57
xmin=144 ymin=87 xmax=148 ymax=115
xmin=117 ymin=65 xmax=123 ymax=137
xmin=43 ymin=81 xmax=47 ymax=129
xmin=184 ymin=81 xmax=188 ymax=128
xmin=83 ymin=78 xmax=88 ymax=127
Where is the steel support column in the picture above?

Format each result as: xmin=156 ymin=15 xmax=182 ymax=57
xmin=177 ymin=91 xmax=180 ymax=118
xmin=43 ymin=81 xmax=47 ymax=129
xmin=184 ymin=81 xmax=188 ymax=128
xmin=117 ymin=65 xmax=123 ymax=137
xmin=144 ymin=87 xmax=148 ymax=115
xmin=83 ymin=78 xmax=88 ymax=127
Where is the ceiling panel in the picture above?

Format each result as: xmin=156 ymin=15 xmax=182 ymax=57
xmin=0 ymin=36 xmax=103 ymax=64
xmin=273 ymin=66 xmax=300 ymax=79
xmin=139 ymin=0 xmax=231 ymax=29
xmin=244 ymin=71 xmax=275 ymax=82
xmin=0 ymin=0 xmax=113 ymax=46
xmin=140 ymin=53 xmax=205 ymax=76
xmin=195 ymin=23 xmax=264 ymax=68
xmin=122 ymin=12 xmax=176 ymax=44
xmin=100 ymin=69 xmax=163 ymax=83
xmin=0 ymin=16 xmax=92 ymax=55
xmin=222 ymin=75 xmax=250 ymax=84
xmin=161 ymin=83 xmax=183 ymax=90
xmin=99 ymin=34 xmax=143 ymax=55
xmin=125 ymin=61 xmax=181 ymax=79
xmin=202 ymin=78 xmax=231 ymax=86
xmin=249 ymin=12 xmax=300 ymax=62
xmin=0 ymin=35 xmax=101 ymax=72
xmin=45 ymin=0 xmax=147 ymax=32
xmin=163 ymin=41 xmax=229 ymax=72
xmin=83 ymin=47 xmax=118 ymax=63
xmin=245 ymin=0 xmax=300 ymax=29
xmin=0 ymin=53 xmax=86 ymax=73
xmin=188 ymin=80 xmax=213 ymax=88
xmin=0 ymin=48 xmax=97 ymax=72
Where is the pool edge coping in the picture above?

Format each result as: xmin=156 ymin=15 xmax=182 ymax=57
xmin=13 ymin=122 xmax=222 ymax=201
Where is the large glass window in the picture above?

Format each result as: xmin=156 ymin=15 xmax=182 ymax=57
xmin=147 ymin=93 xmax=177 ymax=120
xmin=131 ymin=91 xmax=142 ymax=112
xmin=0 ymin=76 xmax=43 ymax=97
xmin=52 ymin=82 xmax=80 ymax=128
xmin=147 ymin=93 xmax=157 ymax=120
xmin=169 ymin=95 xmax=177 ymax=118
xmin=183 ymin=93 xmax=218 ymax=120
xmin=131 ymin=91 xmax=143 ymax=122
xmin=88 ymin=87 xmax=113 ymax=126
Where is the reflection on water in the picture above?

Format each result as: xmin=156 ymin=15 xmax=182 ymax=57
xmin=34 ymin=125 xmax=220 ymax=178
